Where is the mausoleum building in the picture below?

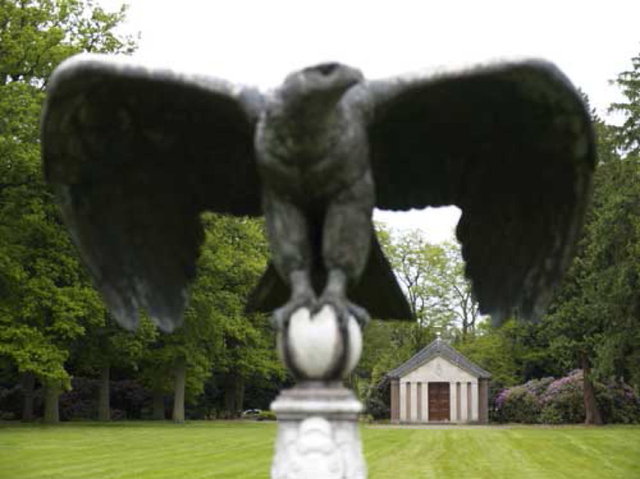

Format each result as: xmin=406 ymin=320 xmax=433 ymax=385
xmin=386 ymin=338 xmax=491 ymax=423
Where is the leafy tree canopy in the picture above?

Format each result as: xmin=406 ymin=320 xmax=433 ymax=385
xmin=0 ymin=0 xmax=135 ymax=385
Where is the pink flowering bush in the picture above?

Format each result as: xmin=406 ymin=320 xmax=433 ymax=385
xmin=493 ymin=370 xmax=640 ymax=424
xmin=493 ymin=384 xmax=541 ymax=423
xmin=493 ymin=377 xmax=554 ymax=423
xmin=538 ymin=370 xmax=585 ymax=424
xmin=598 ymin=381 xmax=640 ymax=424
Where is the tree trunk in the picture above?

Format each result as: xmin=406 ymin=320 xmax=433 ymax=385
xmin=223 ymin=373 xmax=244 ymax=418
xmin=43 ymin=380 xmax=61 ymax=424
xmin=581 ymin=354 xmax=603 ymax=425
xmin=21 ymin=372 xmax=36 ymax=422
xmin=97 ymin=364 xmax=110 ymax=421
xmin=152 ymin=390 xmax=165 ymax=420
xmin=172 ymin=359 xmax=186 ymax=423
xmin=237 ymin=377 xmax=244 ymax=415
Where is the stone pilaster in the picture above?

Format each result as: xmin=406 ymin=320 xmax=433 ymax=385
xmin=478 ymin=378 xmax=489 ymax=424
xmin=390 ymin=378 xmax=400 ymax=423
xmin=450 ymin=381 xmax=458 ymax=422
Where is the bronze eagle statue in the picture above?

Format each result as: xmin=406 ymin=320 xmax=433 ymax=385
xmin=41 ymin=55 xmax=594 ymax=334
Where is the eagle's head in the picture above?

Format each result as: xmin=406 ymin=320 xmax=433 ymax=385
xmin=279 ymin=62 xmax=364 ymax=108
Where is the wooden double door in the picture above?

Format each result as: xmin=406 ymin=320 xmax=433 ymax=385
xmin=428 ymin=382 xmax=450 ymax=421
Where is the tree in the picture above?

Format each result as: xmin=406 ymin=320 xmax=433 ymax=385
xmin=0 ymin=0 xmax=135 ymax=422
xmin=456 ymin=317 xmax=562 ymax=405
xmin=610 ymin=51 xmax=640 ymax=156
xmin=598 ymin=50 xmax=640 ymax=387
xmin=138 ymin=214 xmax=283 ymax=422
xmin=203 ymin=215 xmax=283 ymax=418
xmin=377 ymin=224 xmax=482 ymax=338
xmin=69 ymin=314 xmax=157 ymax=420
xmin=138 ymin=305 xmax=221 ymax=422
xmin=546 ymin=105 xmax=640 ymax=424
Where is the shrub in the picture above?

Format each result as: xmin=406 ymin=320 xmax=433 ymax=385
xmin=59 ymin=377 xmax=151 ymax=421
xmin=597 ymin=381 xmax=640 ymax=424
xmin=365 ymin=394 xmax=390 ymax=420
xmin=60 ymin=378 xmax=97 ymax=421
xmin=494 ymin=370 xmax=640 ymax=424
xmin=0 ymin=383 xmax=23 ymax=420
xmin=359 ymin=414 xmax=374 ymax=423
xmin=539 ymin=371 xmax=585 ymax=424
xmin=493 ymin=384 xmax=541 ymax=424
xmin=257 ymin=410 xmax=276 ymax=421
xmin=110 ymin=380 xmax=150 ymax=419
xmin=365 ymin=382 xmax=390 ymax=420
xmin=523 ymin=377 xmax=555 ymax=396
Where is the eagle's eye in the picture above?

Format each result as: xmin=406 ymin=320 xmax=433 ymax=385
xmin=315 ymin=63 xmax=339 ymax=76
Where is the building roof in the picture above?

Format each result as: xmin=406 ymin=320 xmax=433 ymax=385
xmin=386 ymin=338 xmax=491 ymax=379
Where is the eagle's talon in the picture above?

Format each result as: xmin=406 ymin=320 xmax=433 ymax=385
xmin=271 ymin=294 xmax=317 ymax=331
xmin=347 ymin=302 xmax=370 ymax=329
xmin=316 ymin=294 xmax=370 ymax=330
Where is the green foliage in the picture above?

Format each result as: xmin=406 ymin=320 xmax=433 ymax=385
xmin=71 ymin=314 xmax=158 ymax=380
xmin=495 ymin=371 xmax=640 ymax=424
xmin=139 ymin=214 xmax=283 ymax=410
xmin=0 ymin=0 xmax=135 ymax=87
xmin=543 ymin=51 xmax=640 ymax=397
xmin=360 ymin=320 xmax=435 ymax=387
xmin=256 ymin=409 xmax=276 ymax=421
xmin=495 ymin=385 xmax=543 ymax=424
xmin=455 ymin=321 xmax=520 ymax=390
xmin=547 ymin=125 xmax=640 ymax=388
xmin=376 ymin=224 xmax=481 ymax=336
xmin=597 ymin=381 xmax=640 ymax=424
xmin=1 ymin=1 xmax=283 ymax=415
xmin=610 ymin=52 xmax=640 ymax=156
xmin=364 ymin=384 xmax=390 ymax=419
xmin=538 ymin=372 xmax=587 ymax=424
xmin=0 ymin=0 xmax=135 ymax=386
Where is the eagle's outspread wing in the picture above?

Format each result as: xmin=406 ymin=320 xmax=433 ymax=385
xmin=365 ymin=59 xmax=595 ymax=323
xmin=42 ymin=54 xmax=264 ymax=332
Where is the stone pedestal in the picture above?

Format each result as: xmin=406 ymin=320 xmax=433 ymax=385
xmin=271 ymin=383 xmax=366 ymax=479
xmin=271 ymin=306 xmax=367 ymax=478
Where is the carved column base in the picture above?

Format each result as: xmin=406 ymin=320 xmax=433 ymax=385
xmin=271 ymin=382 xmax=367 ymax=479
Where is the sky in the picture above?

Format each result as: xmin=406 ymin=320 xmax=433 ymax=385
xmin=99 ymin=0 xmax=640 ymax=242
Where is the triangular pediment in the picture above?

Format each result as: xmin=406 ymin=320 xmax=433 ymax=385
xmin=387 ymin=338 xmax=491 ymax=380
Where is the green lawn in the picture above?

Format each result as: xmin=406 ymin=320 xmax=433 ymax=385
xmin=0 ymin=422 xmax=638 ymax=478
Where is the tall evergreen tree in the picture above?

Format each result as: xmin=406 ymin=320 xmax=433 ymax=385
xmin=547 ymin=70 xmax=640 ymax=423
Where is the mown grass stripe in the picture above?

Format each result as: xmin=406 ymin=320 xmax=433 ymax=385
xmin=0 ymin=422 xmax=638 ymax=478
